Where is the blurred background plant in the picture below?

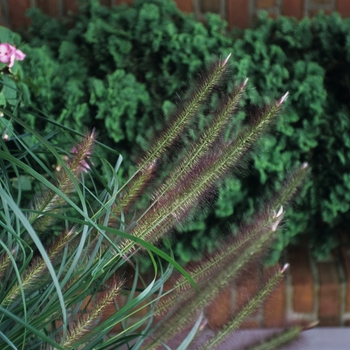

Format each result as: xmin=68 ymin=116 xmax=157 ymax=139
xmin=16 ymin=0 xmax=350 ymax=265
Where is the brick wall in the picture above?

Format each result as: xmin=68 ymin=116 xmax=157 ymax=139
xmin=205 ymin=242 xmax=350 ymax=328
xmin=1 ymin=0 xmax=350 ymax=30
xmin=101 ymin=239 xmax=350 ymax=332
xmin=194 ymin=0 xmax=350 ymax=28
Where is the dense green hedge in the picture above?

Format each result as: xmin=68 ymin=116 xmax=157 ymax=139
xmin=19 ymin=0 xmax=350 ymax=263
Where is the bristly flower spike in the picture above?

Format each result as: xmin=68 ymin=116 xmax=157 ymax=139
xmin=277 ymin=205 xmax=284 ymax=217
xmin=130 ymin=92 xmax=285 ymax=248
xmin=116 ymin=58 xmax=229 ymax=202
xmin=115 ymin=59 xmax=232 ymax=243
xmin=278 ymin=91 xmax=289 ymax=106
xmin=271 ymin=206 xmax=284 ymax=231
xmin=221 ymin=53 xmax=232 ymax=67
xmin=61 ymin=278 xmax=123 ymax=348
xmin=2 ymin=228 xmax=77 ymax=306
xmin=118 ymin=91 xmax=289 ymax=256
xmin=113 ymin=159 xmax=157 ymax=216
xmin=68 ymin=128 xmax=96 ymax=174
xmin=139 ymin=59 xmax=228 ymax=167
xmin=155 ymin=155 xmax=308 ymax=318
xmin=142 ymin=77 xmax=248 ymax=229
xmin=28 ymin=130 xmax=96 ymax=234
xmin=0 ymin=247 xmax=16 ymax=280
xmin=241 ymin=77 xmax=249 ymax=89
xmin=281 ymin=263 xmax=290 ymax=273
xmin=198 ymin=267 xmax=288 ymax=350
xmin=271 ymin=162 xmax=310 ymax=212
xmin=152 ymin=156 xmax=308 ymax=338
xmin=148 ymin=209 xmax=287 ymax=347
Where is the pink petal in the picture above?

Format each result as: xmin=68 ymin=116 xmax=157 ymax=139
xmin=8 ymin=53 xmax=16 ymax=68
xmin=15 ymin=49 xmax=26 ymax=60
xmin=0 ymin=43 xmax=11 ymax=64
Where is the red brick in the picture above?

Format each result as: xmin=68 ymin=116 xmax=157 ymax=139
xmin=337 ymin=0 xmax=350 ymax=17
xmin=235 ymin=268 xmax=260 ymax=307
xmin=310 ymin=0 xmax=332 ymax=4
xmin=8 ymin=0 xmax=30 ymax=29
xmin=282 ymin=0 xmax=303 ymax=19
xmin=339 ymin=242 xmax=350 ymax=312
xmin=64 ymin=0 xmax=79 ymax=15
xmin=234 ymin=266 xmax=261 ymax=328
xmin=240 ymin=319 xmax=260 ymax=329
xmin=288 ymin=246 xmax=314 ymax=313
xmin=200 ymin=0 xmax=221 ymax=13
xmin=37 ymin=0 xmax=59 ymax=17
xmin=175 ymin=0 xmax=194 ymax=13
xmin=116 ymin=0 xmax=134 ymax=5
xmin=206 ymin=287 xmax=233 ymax=330
xmin=99 ymin=0 xmax=111 ymax=6
xmin=318 ymin=260 xmax=341 ymax=326
xmin=0 ymin=3 xmax=5 ymax=18
xmin=257 ymin=0 xmax=275 ymax=8
xmin=227 ymin=0 xmax=250 ymax=29
xmin=309 ymin=9 xmax=332 ymax=16
xmin=263 ymin=266 xmax=286 ymax=327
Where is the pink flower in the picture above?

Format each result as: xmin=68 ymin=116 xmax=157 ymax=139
xmin=0 ymin=43 xmax=26 ymax=68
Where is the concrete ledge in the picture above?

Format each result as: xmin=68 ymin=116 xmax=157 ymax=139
xmin=188 ymin=328 xmax=350 ymax=349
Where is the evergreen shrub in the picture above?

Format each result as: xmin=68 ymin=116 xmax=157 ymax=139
xmin=20 ymin=0 xmax=350 ymax=262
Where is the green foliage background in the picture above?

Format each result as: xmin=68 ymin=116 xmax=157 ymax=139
xmin=19 ymin=0 xmax=350 ymax=263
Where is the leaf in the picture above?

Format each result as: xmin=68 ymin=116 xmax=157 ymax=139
xmin=11 ymin=175 xmax=32 ymax=191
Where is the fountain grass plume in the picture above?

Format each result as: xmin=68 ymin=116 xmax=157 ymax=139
xmin=198 ymin=264 xmax=289 ymax=349
xmin=147 ymin=162 xmax=308 ymax=347
xmin=110 ymin=57 xmax=231 ymax=242
xmin=60 ymin=278 xmax=123 ymax=349
xmin=144 ymin=208 xmax=286 ymax=349
xmin=2 ymin=228 xmax=77 ymax=307
xmin=121 ymin=92 xmax=289 ymax=255
xmin=28 ymin=130 xmax=96 ymax=234
xmin=117 ymin=56 xmax=231 ymax=206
